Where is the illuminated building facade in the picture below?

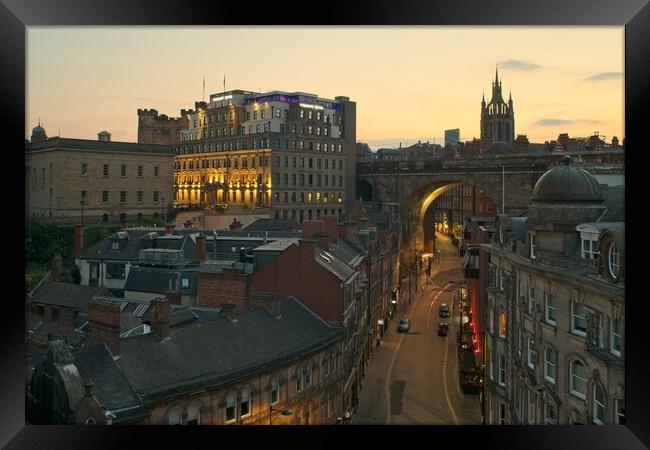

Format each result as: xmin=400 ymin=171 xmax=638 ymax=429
xmin=159 ymin=90 xmax=356 ymax=221
xmin=434 ymin=184 xmax=497 ymax=238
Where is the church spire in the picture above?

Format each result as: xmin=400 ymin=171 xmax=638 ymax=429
xmin=495 ymin=64 xmax=499 ymax=85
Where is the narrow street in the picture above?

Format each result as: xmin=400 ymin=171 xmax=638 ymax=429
xmin=354 ymin=233 xmax=482 ymax=425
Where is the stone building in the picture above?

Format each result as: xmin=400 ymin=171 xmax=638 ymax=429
xmin=25 ymin=125 xmax=175 ymax=224
xmin=26 ymin=296 xmax=346 ymax=425
xmin=480 ymin=156 xmax=624 ymax=425
xmin=141 ymin=90 xmax=356 ymax=220
xmin=481 ymin=67 xmax=515 ymax=145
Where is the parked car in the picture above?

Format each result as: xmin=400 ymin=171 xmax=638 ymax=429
xmin=439 ymin=303 xmax=450 ymax=318
xmin=437 ymin=322 xmax=449 ymax=336
xmin=397 ymin=319 xmax=411 ymax=332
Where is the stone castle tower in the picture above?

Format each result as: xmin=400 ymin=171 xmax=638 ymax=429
xmin=480 ymin=67 xmax=515 ymax=143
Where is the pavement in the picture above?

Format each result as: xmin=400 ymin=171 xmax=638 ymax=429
xmin=352 ymin=232 xmax=482 ymax=425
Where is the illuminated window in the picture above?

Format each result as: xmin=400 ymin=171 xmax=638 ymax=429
xmin=498 ymin=312 xmax=506 ymax=338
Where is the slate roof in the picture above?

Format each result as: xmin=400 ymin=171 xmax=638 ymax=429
xmin=252 ymin=239 xmax=299 ymax=252
xmin=25 ymin=137 xmax=174 ymax=155
xmin=79 ymin=229 xmax=195 ymax=262
xmin=72 ymin=344 xmax=145 ymax=421
xmin=243 ymin=219 xmax=296 ymax=231
xmin=114 ymin=297 xmax=344 ymax=398
xmin=601 ymin=185 xmax=624 ymax=222
xmin=315 ymin=244 xmax=356 ymax=283
xmin=327 ymin=239 xmax=364 ymax=267
xmin=29 ymin=282 xmax=113 ymax=309
xmin=124 ymin=266 xmax=198 ymax=295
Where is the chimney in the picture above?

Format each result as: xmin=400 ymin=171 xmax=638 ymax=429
xmin=221 ymin=301 xmax=237 ymax=321
xmin=612 ymin=136 xmax=619 ymax=147
xmin=196 ymin=234 xmax=206 ymax=263
xmin=302 ymin=221 xmax=324 ymax=239
xmin=149 ymin=297 xmax=170 ymax=339
xmin=251 ymin=292 xmax=282 ymax=317
xmin=358 ymin=229 xmax=370 ymax=250
xmin=229 ymin=218 xmax=243 ymax=231
xmin=345 ymin=220 xmax=358 ymax=239
xmin=50 ymin=253 xmax=63 ymax=282
xmin=314 ymin=232 xmax=330 ymax=249
xmin=88 ymin=299 xmax=121 ymax=354
xmin=322 ymin=216 xmax=339 ymax=241
xmin=74 ymin=224 xmax=85 ymax=257
xmin=165 ymin=222 xmax=175 ymax=235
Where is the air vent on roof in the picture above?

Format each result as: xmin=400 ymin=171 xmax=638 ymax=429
xmin=320 ymin=253 xmax=332 ymax=262
xmin=133 ymin=303 xmax=150 ymax=318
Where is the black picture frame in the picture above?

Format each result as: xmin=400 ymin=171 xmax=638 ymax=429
xmin=3 ymin=0 xmax=647 ymax=448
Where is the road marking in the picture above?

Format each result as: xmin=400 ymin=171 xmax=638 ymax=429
xmin=443 ymin=300 xmax=460 ymax=425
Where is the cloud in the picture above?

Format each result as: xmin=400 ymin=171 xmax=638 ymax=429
xmin=584 ymin=72 xmax=623 ymax=81
xmin=499 ymin=60 xmax=541 ymax=71
xmin=536 ymin=118 xmax=600 ymax=127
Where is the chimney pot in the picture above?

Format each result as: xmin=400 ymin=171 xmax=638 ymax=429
xmin=150 ymin=297 xmax=170 ymax=339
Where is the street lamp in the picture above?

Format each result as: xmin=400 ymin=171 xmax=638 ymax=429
xmin=269 ymin=405 xmax=292 ymax=425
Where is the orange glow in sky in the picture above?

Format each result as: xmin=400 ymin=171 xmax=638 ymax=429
xmin=27 ymin=26 xmax=624 ymax=149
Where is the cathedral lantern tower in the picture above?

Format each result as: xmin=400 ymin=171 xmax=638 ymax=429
xmin=480 ymin=66 xmax=515 ymax=143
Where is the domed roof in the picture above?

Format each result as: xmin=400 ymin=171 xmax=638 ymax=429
xmin=32 ymin=124 xmax=45 ymax=133
xmin=531 ymin=155 xmax=603 ymax=203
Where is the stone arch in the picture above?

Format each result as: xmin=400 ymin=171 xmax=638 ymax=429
xmin=356 ymin=179 xmax=373 ymax=202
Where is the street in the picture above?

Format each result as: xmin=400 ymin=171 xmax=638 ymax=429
xmin=354 ymin=233 xmax=482 ymax=425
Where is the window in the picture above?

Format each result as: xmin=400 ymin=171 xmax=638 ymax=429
xmin=154 ymin=166 xmax=159 ymax=177
xmin=581 ymin=238 xmax=599 ymax=259
xmin=81 ymin=163 xmax=87 ymax=175
xmin=296 ymin=368 xmax=303 ymax=392
xmin=120 ymin=191 xmax=126 ymax=203
xmin=498 ymin=312 xmax=506 ymax=338
xmin=51 ymin=307 xmax=59 ymax=322
xmin=608 ymin=241 xmax=620 ymax=278
xmin=498 ymin=354 xmax=506 ymax=386
xmin=572 ymin=302 xmax=587 ymax=336
xmin=590 ymin=312 xmax=605 ymax=348
xmin=528 ymin=391 xmax=536 ymax=424
xmin=120 ymin=165 xmax=126 ymax=177
xmin=106 ymin=263 xmax=126 ymax=279
xmin=610 ymin=318 xmax=622 ymax=356
xmin=102 ymin=191 xmax=109 ymax=203
xmin=615 ymin=398 xmax=626 ymax=425
xmin=81 ymin=191 xmax=87 ymax=202
xmin=240 ymin=387 xmax=251 ymax=418
xmin=225 ymin=392 xmax=236 ymax=422
xmin=544 ymin=291 xmax=556 ymax=325
xmin=499 ymin=403 xmax=507 ymax=425
xmin=529 ymin=233 xmax=536 ymax=259
xmin=181 ymin=277 xmax=189 ymax=288
xmin=569 ymin=360 xmax=587 ymax=399
xmin=304 ymin=363 xmax=312 ymax=388
xmin=528 ymin=281 xmax=536 ymax=314
xmin=544 ymin=348 xmax=556 ymax=383
xmin=527 ymin=337 xmax=535 ymax=369
xmin=593 ymin=384 xmax=605 ymax=425
xmin=153 ymin=191 xmax=160 ymax=203
xmin=103 ymin=164 xmax=109 ymax=176
xmin=545 ymin=404 xmax=557 ymax=425
xmin=186 ymin=403 xmax=200 ymax=425
xmin=270 ymin=377 xmax=280 ymax=405
xmin=137 ymin=191 xmax=143 ymax=203
xmin=138 ymin=165 xmax=143 ymax=177
xmin=168 ymin=408 xmax=182 ymax=425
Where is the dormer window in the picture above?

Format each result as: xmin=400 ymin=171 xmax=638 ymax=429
xmin=529 ymin=233 xmax=536 ymax=260
xmin=111 ymin=240 xmax=119 ymax=250
xmin=581 ymin=237 xmax=599 ymax=259
xmin=608 ymin=241 xmax=620 ymax=279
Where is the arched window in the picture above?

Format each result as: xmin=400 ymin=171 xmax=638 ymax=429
xmin=225 ymin=392 xmax=237 ymax=423
xmin=569 ymin=360 xmax=587 ymax=399
xmin=240 ymin=387 xmax=251 ymax=418
xmin=608 ymin=241 xmax=620 ymax=278
xmin=186 ymin=403 xmax=200 ymax=425
xmin=270 ymin=377 xmax=280 ymax=405
xmin=102 ymin=213 xmax=109 ymax=222
xmin=168 ymin=407 xmax=182 ymax=425
xmin=593 ymin=384 xmax=605 ymax=425
xmin=119 ymin=213 xmax=127 ymax=221
xmin=544 ymin=348 xmax=556 ymax=383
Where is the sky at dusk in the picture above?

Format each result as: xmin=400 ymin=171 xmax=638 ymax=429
xmin=27 ymin=27 xmax=624 ymax=150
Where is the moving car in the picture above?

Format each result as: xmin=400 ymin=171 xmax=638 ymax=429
xmin=439 ymin=303 xmax=450 ymax=318
xmin=397 ymin=319 xmax=411 ymax=332
xmin=437 ymin=322 xmax=449 ymax=336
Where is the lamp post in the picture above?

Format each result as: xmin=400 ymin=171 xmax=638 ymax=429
xmin=269 ymin=405 xmax=292 ymax=425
